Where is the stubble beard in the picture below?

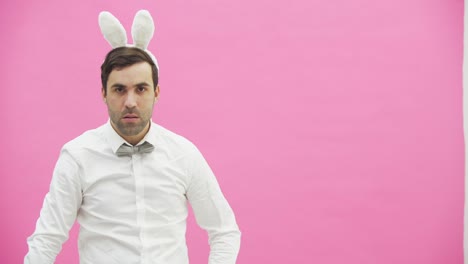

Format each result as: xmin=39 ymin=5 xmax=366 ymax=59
xmin=116 ymin=119 xmax=148 ymax=136
xmin=110 ymin=109 xmax=150 ymax=137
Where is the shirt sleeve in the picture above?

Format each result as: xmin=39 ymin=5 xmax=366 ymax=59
xmin=185 ymin=146 xmax=241 ymax=264
xmin=24 ymin=148 xmax=83 ymax=264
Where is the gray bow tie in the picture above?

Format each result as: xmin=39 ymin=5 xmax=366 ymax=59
xmin=116 ymin=141 xmax=155 ymax=157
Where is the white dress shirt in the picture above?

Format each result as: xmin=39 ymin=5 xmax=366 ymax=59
xmin=25 ymin=121 xmax=241 ymax=264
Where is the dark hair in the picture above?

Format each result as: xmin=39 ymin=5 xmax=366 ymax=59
xmin=101 ymin=47 xmax=159 ymax=95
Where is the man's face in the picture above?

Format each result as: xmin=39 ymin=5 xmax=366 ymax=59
xmin=103 ymin=62 xmax=159 ymax=140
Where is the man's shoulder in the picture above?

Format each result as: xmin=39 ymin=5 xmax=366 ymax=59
xmin=61 ymin=123 xmax=107 ymax=151
xmin=153 ymin=123 xmax=198 ymax=153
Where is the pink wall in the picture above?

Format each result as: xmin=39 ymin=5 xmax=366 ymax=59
xmin=1 ymin=0 xmax=464 ymax=263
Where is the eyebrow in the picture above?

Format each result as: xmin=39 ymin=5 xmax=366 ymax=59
xmin=110 ymin=83 xmax=126 ymax=89
xmin=135 ymin=82 xmax=151 ymax=87
xmin=110 ymin=82 xmax=151 ymax=89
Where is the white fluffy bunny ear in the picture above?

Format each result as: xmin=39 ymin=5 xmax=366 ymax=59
xmin=99 ymin=11 xmax=127 ymax=48
xmin=131 ymin=10 xmax=154 ymax=50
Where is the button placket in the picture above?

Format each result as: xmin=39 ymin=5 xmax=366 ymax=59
xmin=132 ymin=154 xmax=147 ymax=262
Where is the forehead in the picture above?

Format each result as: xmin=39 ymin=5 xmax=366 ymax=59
xmin=107 ymin=62 xmax=153 ymax=86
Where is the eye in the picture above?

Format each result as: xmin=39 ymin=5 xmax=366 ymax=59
xmin=137 ymin=86 xmax=147 ymax=92
xmin=114 ymin=87 xmax=125 ymax=93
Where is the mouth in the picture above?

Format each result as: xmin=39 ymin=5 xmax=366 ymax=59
xmin=122 ymin=114 xmax=139 ymax=122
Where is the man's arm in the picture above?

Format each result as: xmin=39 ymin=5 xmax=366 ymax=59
xmin=25 ymin=149 xmax=82 ymax=264
xmin=186 ymin=146 xmax=241 ymax=264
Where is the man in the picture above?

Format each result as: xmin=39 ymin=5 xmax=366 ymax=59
xmin=25 ymin=10 xmax=240 ymax=264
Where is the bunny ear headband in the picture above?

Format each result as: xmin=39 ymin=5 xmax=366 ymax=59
xmin=98 ymin=10 xmax=159 ymax=71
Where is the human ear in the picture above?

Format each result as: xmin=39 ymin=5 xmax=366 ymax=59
xmin=102 ymin=88 xmax=107 ymax=103
xmin=154 ymin=85 xmax=160 ymax=101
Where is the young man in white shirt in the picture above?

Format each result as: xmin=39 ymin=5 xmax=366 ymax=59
xmin=25 ymin=42 xmax=240 ymax=264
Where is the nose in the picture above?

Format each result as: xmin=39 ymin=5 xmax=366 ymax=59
xmin=124 ymin=91 xmax=137 ymax=108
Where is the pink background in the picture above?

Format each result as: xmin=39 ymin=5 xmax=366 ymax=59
xmin=0 ymin=0 xmax=464 ymax=263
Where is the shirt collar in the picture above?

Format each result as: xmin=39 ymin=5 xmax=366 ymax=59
xmin=103 ymin=119 xmax=158 ymax=154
